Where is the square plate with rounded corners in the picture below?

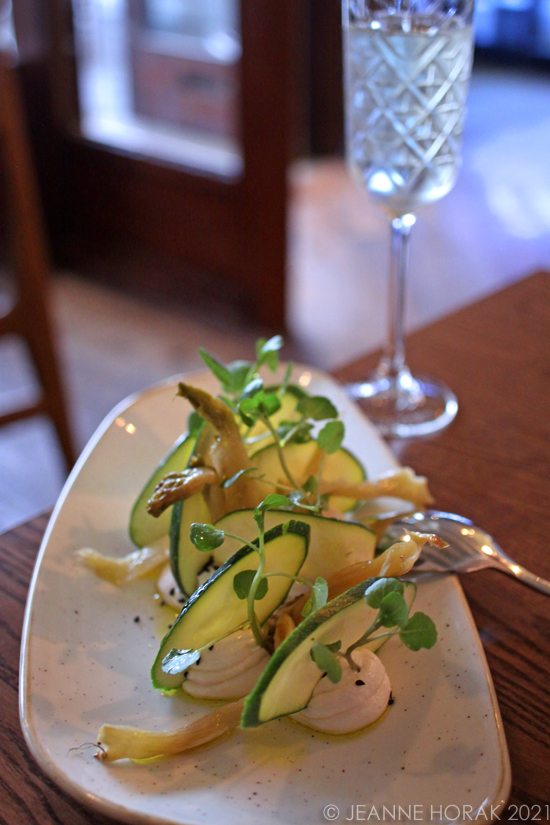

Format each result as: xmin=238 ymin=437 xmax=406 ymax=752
xmin=20 ymin=365 xmax=511 ymax=825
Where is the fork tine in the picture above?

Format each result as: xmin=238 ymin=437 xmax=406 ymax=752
xmin=419 ymin=541 xmax=470 ymax=567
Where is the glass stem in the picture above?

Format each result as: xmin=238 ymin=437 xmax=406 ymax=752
xmin=379 ymin=213 xmax=416 ymax=379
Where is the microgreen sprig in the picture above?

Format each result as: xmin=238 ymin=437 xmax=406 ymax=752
xmin=186 ymin=494 xmax=328 ymax=652
xmin=198 ymin=336 xmax=346 ymax=513
xmin=309 ymin=578 xmax=437 ymax=682
xmin=199 ymin=335 xmax=286 ymax=411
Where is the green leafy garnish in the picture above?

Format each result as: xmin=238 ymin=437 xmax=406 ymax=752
xmin=256 ymin=335 xmax=283 ymax=371
xmin=301 ymin=577 xmax=329 ymax=617
xmin=317 ymin=420 xmax=345 ymax=454
xmin=296 ymin=395 xmax=338 ymax=421
xmin=365 ymin=577 xmax=405 ymax=608
xmin=399 ymin=612 xmax=438 ymax=650
xmin=254 ymin=494 xmax=293 ymax=525
xmin=260 ymin=392 xmax=282 ymax=417
xmin=277 ymin=419 xmax=313 ymax=446
xmin=341 ymin=578 xmax=438 ymax=668
xmin=189 ymin=523 xmax=225 ymax=552
xmin=233 ymin=570 xmax=268 ymax=601
xmin=310 ymin=642 xmax=342 ymax=684
xmin=303 ymin=476 xmax=318 ymax=494
xmin=198 ymin=348 xmax=233 ymax=390
xmin=242 ymin=377 xmax=263 ymax=399
xmin=378 ymin=591 xmax=410 ymax=629
xmin=226 ymin=360 xmax=252 ymax=394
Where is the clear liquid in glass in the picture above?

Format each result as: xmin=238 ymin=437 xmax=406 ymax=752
xmin=345 ymin=19 xmax=474 ymax=215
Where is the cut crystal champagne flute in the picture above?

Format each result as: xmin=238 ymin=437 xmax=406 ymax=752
xmin=342 ymin=0 xmax=475 ymax=437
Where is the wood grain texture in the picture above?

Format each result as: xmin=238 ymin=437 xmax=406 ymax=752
xmin=335 ymin=271 xmax=550 ymax=810
xmin=2 ymin=273 xmax=550 ymax=822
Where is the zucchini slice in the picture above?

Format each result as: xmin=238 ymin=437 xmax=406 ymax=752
xmin=169 ymin=493 xmax=212 ymax=597
xmin=251 ymin=440 xmax=366 ymax=512
xmin=241 ymin=578 xmax=416 ymax=727
xmin=152 ymin=520 xmax=310 ymax=690
xmin=213 ymin=509 xmax=376 ymax=581
xmin=129 ymin=433 xmax=195 ymax=548
xmin=243 ymin=385 xmax=307 ymax=454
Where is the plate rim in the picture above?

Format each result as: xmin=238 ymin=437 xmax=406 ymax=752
xmin=19 ymin=366 xmax=512 ymax=825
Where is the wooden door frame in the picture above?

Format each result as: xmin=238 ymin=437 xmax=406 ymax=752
xmin=37 ymin=0 xmax=308 ymax=330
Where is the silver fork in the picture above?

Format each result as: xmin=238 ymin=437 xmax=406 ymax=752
xmin=389 ymin=510 xmax=550 ymax=596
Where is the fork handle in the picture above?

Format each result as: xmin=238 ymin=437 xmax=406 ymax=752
xmin=494 ymin=558 xmax=550 ymax=596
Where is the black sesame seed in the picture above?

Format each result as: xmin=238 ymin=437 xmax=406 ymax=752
xmin=184 ymin=671 xmax=188 ymax=678
xmin=134 ymin=616 xmax=140 ymax=623
xmin=355 ymin=679 xmax=365 ymax=686
xmin=169 ymin=588 xmax=175 ymax=596
xmin=209 ymin=645 xmax=214 ymax=651
xmin=159 ymin=600 xmax=165 ymax=607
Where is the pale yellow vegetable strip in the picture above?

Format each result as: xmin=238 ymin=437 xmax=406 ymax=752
xmin=288 ymin=531 xmax=426 ymax=623
xmin=325 ymin=531 xmax=445 ymax=600
xmin=319 ymin=467 xmax=434 ymax=509
xmin=76 ymin=545 xmax=168 ymax=586
xmin=96 ymin=699 xmax=245 ymax=762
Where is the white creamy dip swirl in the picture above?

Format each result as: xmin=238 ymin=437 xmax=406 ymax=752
xmin=184 ymin=629 xmax=270 ymax=700
xmin=293 ymin=648 xmax=391 ymax=734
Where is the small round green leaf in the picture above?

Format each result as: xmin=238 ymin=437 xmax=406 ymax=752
xmin=260 ymin=392 xmax=282 ymax=417
xmin=365 ymin=577 xmax=405 ymax=609
xmin=317 ymin=420 xmax=345 ymax=454
xmin=399 ymin=612 xmax=438 ymax=651
xmin=233 ymin=569 xmax=268 ymax=600
xmin=378 ymin=591 xmax=410 ymax=629
xmin=255 ymin=494 xmax=293 ymax=518
xmin=297 ymin=395 xmax=338 ymax=421
xmin=190 ymin=523 xmax=225 ymax=552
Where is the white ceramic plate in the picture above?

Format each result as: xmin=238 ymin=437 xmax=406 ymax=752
xmin=20 ymin=366 xmax=511 ymax=825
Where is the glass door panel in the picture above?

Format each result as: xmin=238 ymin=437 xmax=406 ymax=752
xmin=71 ymin=0 xmax=242 ymax=177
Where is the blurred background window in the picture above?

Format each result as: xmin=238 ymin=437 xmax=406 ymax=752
xmin=2 ymin=0 xmax=549 ymax=531
xmin=71 ymin=0 xmax=242 ymax=176
xmin=475 ymin=0 xmax=550 ymax=57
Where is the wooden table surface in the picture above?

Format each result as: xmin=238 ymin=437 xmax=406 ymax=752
xmin=2 ymin=272 xmax=550 ymax=823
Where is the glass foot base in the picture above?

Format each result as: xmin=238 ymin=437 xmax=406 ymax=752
xmin=347 ymin=371 xmax=458 ymax=439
